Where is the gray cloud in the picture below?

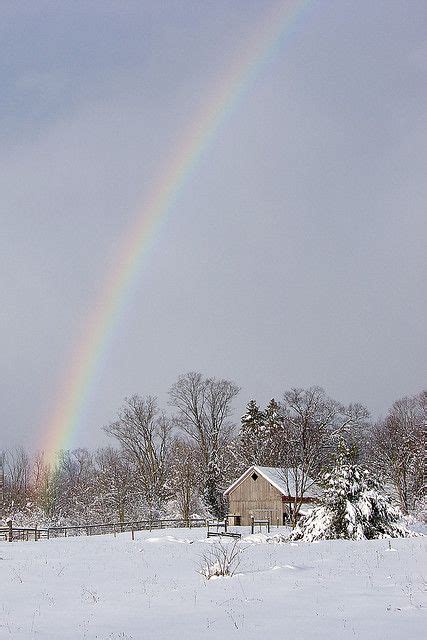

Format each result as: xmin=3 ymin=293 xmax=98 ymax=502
xmin=1 ymin=1 xmax=426 ymax=451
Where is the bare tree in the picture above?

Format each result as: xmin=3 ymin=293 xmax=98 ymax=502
xmin=2 ymin=447 xmax=32 ymax=511
xmin=104 ymin=395 xmax=172 ymax=518
xmin=169 ymin=372 xmax=239 ymax=464
xmin=94 ymin=447 xmax=136 ymax=523
xmin=0 ymin=451 xmax=5 ymax=511
xmin=32 ymin=452 xmax=60 ymax=520
xmin=170 ymin=438 xmax=203 ymax=520
xmin=369 ymin=391 xmax=425 ymax=514
xmin=279 ymin=387 xmax=370 ymax=526
xmin=169 ymin=372 xmax=239 ymax=517
xmin=53 ymin=449 xmax=98 ymax=523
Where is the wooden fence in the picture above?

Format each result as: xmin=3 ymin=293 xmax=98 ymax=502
xmin=250 ymin=516 xmax=270 ymax=534
xmin=0 ymin=517 xmax=206 ymax=542
xmin=207 ymin=519 xmax=241 ymax=539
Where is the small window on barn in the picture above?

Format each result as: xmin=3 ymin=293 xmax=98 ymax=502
xmin=251 ymin=473 xmax=258 ymax=481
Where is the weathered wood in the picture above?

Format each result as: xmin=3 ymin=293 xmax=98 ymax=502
xmin=1 ymin=518 xmax=206 ymax=544
xmin=229 ymin=473 xmax=282 ymax=526
xmin=207 ymin=531 xmax=241 ymax=540
xmin=281 ymin=495 xmax=317 ymax=503
xmin=251 ymin=516 xmax=270 ymax=534
xmin=226 ymin=468 xmax=320 ymax=526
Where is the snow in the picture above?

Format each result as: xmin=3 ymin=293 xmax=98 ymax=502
xmin=292 ymin=461 xmax=416 ymax=542
xmin=0 ymin=527 xmax=425 ymax=639
xmin=257 ymin=466 xmax=321 ymax=497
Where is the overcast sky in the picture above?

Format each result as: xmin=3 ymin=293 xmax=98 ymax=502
xmin=1 ymin=0 xmax=426 ymax=452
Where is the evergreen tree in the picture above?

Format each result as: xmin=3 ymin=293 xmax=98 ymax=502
xmin=239 ymin=400 xmax=266 ymax=466
xmin=203 ymin=452 xmax=226 ymax=519
xmin=263 ymin=398 xmax=284 ymax=465
xmin=291 ymin=447 xmax=414 ymax=541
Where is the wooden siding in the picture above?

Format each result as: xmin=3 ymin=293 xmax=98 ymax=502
xmin=227 ymin=471 xmax=283 ymax=526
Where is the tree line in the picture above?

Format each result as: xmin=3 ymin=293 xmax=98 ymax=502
xmin=1 ymin=372 xmax=425 ymax=526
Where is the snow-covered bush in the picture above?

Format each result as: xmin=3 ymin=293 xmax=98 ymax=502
xmin=291 ymin=456 xmax=415 ymax=541
xmin=200 ymin=540 xmax=241 ymax=579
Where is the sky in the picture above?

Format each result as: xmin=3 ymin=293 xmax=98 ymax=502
xmin=1 ymin=0 xmax=426 ymax=453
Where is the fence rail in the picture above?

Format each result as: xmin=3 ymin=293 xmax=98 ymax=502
xmin=0 ymin=517 xmax=206 ymax=542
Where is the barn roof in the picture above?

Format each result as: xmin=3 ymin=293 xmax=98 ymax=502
xmin=223 ymin=465 xmax=321 ymax=498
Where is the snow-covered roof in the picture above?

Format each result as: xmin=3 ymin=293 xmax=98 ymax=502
xmin=224 ymin=465 xmax=321 ymax=499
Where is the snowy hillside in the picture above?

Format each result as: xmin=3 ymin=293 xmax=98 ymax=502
xmin=0 ymin=527 xmax=425 ymax=639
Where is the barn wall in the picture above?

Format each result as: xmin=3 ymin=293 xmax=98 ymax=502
xmin=227 ymin=472 xmax=283 ymax=526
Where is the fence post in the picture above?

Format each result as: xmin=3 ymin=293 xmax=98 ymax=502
xmin=268 ymin=520 xmax=270 ymax=534
xmin=34 ymin=525 xmax=38 ymax=541
xmin=251 ymin=516 xmax=254 ymax=535
xmin=131 ymin=527 xmax=135 ymax=541
xmin=7 ymin=520 xmax=12 ymax=542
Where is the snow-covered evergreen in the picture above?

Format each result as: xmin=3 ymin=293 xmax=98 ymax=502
xmin=238 ymin=398 xmax=284 ymax=467
xmin=291 ymin=451 xmax=415 ymax=541
xmin=263 ymin=398 xmax=284 ymax=465
xmin=204 ymin=452 xmax=226 ymax=519
xmin=239 ymin=400 xmax=266 ymax=466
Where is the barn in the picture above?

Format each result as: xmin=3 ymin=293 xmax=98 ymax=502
xmin=224 ymin=465 xmax=321 ymax=526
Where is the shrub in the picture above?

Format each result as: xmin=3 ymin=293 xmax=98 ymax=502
xmin=200 ymin=540 xmax=241 ymax=579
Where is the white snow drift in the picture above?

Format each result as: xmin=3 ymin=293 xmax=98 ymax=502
xmin=0 ymin=527 xmax=425 ymax=639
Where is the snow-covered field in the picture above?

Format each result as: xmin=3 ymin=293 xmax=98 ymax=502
xmin=0 ymin=527 xmax=425 ymax=639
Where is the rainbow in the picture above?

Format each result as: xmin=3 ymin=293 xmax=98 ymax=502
xmin=41 ymin=0 xmax=311 ymax=465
